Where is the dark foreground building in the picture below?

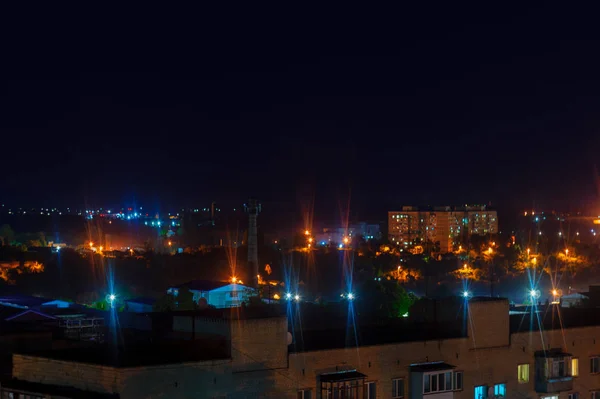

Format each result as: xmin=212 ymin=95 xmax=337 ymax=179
xmin=1 ymin=298 xmax=598 ymax=398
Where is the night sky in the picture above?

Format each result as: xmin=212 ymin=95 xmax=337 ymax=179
xmin=2 ymin=6 xmax=600 ymax=223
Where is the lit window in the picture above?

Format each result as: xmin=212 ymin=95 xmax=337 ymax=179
xmin=392 ymin=378 xmax=404 ymax=398
xmin=572 ymin=358 xmax=579 ymax=377
xmin=592 ymin=357 xmax=600 ymax=374
xmin=297 ymin=389 xmax=312 ymax=399
xmin=518 ymin=364 xmax=529 ymax=383
xmin=494 ymin=383 xmax=506 ymax=396
xmin=365 ymin=382 xmax=376 ymax=399
xmin=474 ymin=385 xmax=487 ymax=399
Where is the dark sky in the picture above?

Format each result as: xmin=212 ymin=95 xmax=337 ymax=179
xmin=2 ymin=6 xmax=600 ymax=222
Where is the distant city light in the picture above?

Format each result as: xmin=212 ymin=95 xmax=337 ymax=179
xmin=294 ymin=294 xmax=300 ymax=302
xmin=347 ymin=293 xmax=355 ymax=300
xmin=285 ymin=293 xmax=292 ymax=300
xmin=108 ymin=294 xmax=116 ymax=302
xmin=463 ymin=291 xmax=471 ymax=298
xmin=530 ymin=289 xmax=541 ymax=299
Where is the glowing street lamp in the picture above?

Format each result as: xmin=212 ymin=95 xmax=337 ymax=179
xmin=89 ymin=242 xmax=93 ymax=248
xmin=285 ymin=292 xmax=292 ymax=300
xmin=565 ymin=249 xmax=569 ymax=256
xmin=343 ymin=237 xmax=350 ymax=244
xmin=347 ymin=293 xmax=355 ymax=301
xmin=527 ymin=248 xmax=530 ymax=256
xmin=530 ymin=289 xmax=541 ymax=300
xmin=168 ymin=241 xmax=172 ymax=246
xmin=294 ymin=294 xmax=300 ymax=302
xmin=462 ymin=291 xmax=471 ymax=298
xmin=231 ymin=276 xmax=238 ymax=284
xmin=304 ymin=230 xmax=310 ymax=236
xmin=106 ymin=293 xmax=117 ymax=307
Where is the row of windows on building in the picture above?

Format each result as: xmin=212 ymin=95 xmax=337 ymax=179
xmin=297 ymin=371 xmax=463 ymax=399
xmin=297 ymin=357 xmax=600 ymax=399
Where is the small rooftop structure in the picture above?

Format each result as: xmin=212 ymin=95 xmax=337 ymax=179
xmin=167 ymin=280 xmax=257 ymax=308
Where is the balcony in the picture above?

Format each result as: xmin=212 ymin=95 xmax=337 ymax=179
xmin=535 ymin=376 xmax=573 ymax=394
xmin=534 ymin=349 xmax=573 ymax=393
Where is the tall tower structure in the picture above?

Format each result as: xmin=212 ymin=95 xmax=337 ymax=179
xmin=244 ymin=198 xmax=261 ymax=288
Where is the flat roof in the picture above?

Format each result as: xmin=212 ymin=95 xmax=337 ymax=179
xmin=21 ymin=339 xmax=230 ymax=368
xmin=291 ymin=321 xmax=465 ymax=352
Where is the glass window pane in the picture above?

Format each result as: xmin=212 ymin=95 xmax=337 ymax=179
xmin=572 ymin=358 xmax=579 ymax=376
xmin=474 ymin=385 xmax=486 ymax=399
xmin=423 ymin=374 xmax=430 ymax=393
xmin=445 ymin=371 xmax=452 ymax=390
xmin=494 ymin=383 xmax=506 ymax=396
xmin=438 ymin=373 xmax=444 ymax=392
xmin=431 ymin=374 xmax=438 ymax=392
xmin=454 ymin=371 xmax=463 ymax=390
xmin=368 ymin=382 xmax=376 ymax=399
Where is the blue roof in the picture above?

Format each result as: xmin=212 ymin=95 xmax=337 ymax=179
xmin=0 ymin=295 xmax=55 ymax=308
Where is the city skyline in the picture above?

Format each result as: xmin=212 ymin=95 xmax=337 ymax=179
xmin=3 ymin=10 xmax=600 ymax=218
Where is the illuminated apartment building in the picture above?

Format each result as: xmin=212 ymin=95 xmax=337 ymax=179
xmin=388 ymin=205 xmax=498 ymax=253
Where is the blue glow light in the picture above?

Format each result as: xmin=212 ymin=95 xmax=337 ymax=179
xmin=347 ymin=293 xmax=355 ymax=300
xmin=462 ymin=291 xmax=470 ymax=298
xmin=285 ymin=292 xmax=292 ymax=300
xmin=339 ymin=244 xmax=343 ymax=248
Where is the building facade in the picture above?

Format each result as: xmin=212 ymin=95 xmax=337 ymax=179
xmin=315 ymin=223 xmax=382 ymax=246
xmin=388 ymin=205 xmax=498 ymax=253
xmin=168 ymin=280 xmax=257 ymax=308
xmin=4 ymin=298 xmax=600 ymax=398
